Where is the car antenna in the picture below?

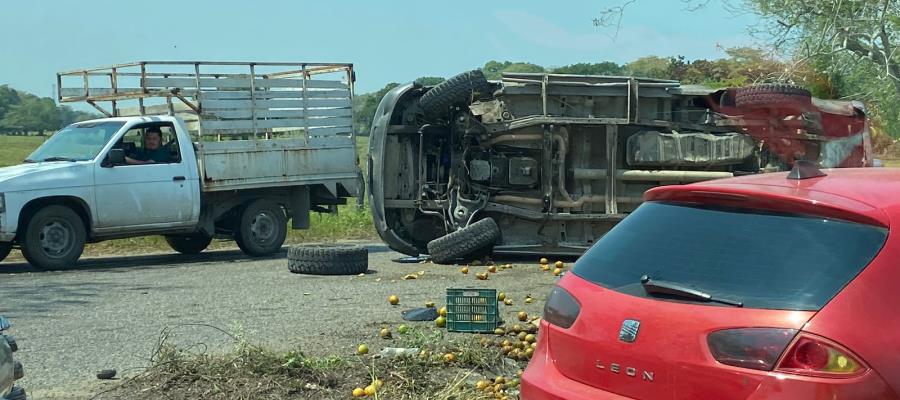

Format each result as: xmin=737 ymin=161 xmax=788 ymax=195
xmin=787 ymin=159 xmax=826 ymax=180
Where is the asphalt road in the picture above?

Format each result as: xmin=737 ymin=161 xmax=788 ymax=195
xmin=0 ymin=243 xmax=562 ymax=399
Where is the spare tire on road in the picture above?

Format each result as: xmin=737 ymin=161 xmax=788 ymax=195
xmin=287 ymin=244 xmax=368 ymax=275
xmin=734 ymin=83 xmax=812 ymax=112
xmin=427 ymin=218 xmax=500 ymax=264
xmin=419 ymin=70 xmax=491 ymax=119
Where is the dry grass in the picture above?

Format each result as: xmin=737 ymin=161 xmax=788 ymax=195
xmin=95 ymin=324 xmax=523 ymax=400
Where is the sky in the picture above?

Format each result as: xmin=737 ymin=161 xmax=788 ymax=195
xmin=0 ymin=0 xmax=761 ymax=97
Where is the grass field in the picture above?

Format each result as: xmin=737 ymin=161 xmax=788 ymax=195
xmin=0 ymin=135 xmax=48 ymax=167
xmin=0 ymin=134 xmax=376 ymax=256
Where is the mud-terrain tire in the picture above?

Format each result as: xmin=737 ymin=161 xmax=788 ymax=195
xmin=20 ymin=205 xmax=85 ymax=270
xmin=165 ymin=234 xmax=213 ymax=255
xmin=734 ymin=84 xmax=812 ymax=112
xmin=419 ymin=70 xmax=491 ymax=118
xmin=0 ymin=242 xmax=11 ymax=262
xmin=287 ymin=245 xmax=368 ymax=275
xmin=427 ymin=218 xmax=500 ymax=264
xmin=235 ymin=199 xmax=287 ymax=256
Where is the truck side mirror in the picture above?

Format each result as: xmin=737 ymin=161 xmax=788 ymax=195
xmin=106 ymin=148 xmax=126 ymax=166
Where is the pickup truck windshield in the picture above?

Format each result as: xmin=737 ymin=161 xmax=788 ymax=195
xmin=26 ymin=121 xmax=125 ymax=162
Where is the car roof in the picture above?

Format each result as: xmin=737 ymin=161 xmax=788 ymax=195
xmin=645 ymin=168 xmax=900 ymax=228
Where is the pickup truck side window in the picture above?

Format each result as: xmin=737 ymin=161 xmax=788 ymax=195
xmin=119 ymin=123 xmax=182 ymax=165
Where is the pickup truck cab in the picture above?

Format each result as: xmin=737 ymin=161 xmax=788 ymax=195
xmin=0 ymin=61 xmax=361 ymax=269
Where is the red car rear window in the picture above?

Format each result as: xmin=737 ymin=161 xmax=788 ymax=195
xmin=573 ymin=202 xmax=887 ymax=311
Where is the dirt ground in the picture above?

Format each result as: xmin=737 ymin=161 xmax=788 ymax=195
xmin=0 ymin=242 xmax=566 ymax=399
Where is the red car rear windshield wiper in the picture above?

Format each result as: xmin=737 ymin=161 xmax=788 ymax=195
xmin=640 ymin=275 xmax=743 ymax=307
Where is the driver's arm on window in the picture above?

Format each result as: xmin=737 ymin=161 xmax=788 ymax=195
xmin=125 ymin=156 xmax=155 ymax=165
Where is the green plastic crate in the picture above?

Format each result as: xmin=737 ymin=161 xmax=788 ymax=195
xmin=446 ymin=288 xmax=501 ymax=333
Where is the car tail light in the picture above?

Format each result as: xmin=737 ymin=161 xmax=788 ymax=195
xmin=708 ymin=328 xmax=798 ymax=371
xmin=543 ymin=287 xmax=581 ymax=329
xmin=775 ymin=333 xmax=867 ymax=377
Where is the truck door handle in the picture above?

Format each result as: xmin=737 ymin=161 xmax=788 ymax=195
xmin=173 ymin=176 xmax=186 ymax=181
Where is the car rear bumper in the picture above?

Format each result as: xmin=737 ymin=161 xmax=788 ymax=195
xmin=521 ymin=321 xmax=635 ymax=400
xmin=521 ymin=321 xmax=899 ymax=400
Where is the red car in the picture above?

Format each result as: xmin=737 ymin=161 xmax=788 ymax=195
xmin=522 ymin=164 xmax=900 ymax=399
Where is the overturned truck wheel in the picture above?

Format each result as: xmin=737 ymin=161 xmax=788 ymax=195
xmin=734 ymin=83 xmax=812 ymax=113
xmin=427 ymin=218 xmax=501 ymax=264
xmin=418 ymin=70 xmax=491 ymax=119
xmin=287 ymin=244 xmax=368 ymax=275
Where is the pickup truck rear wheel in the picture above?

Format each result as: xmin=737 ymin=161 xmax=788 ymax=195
xmin=165 ymin=234 xmax=213 ymax=255
xmin=20 ymin=205 xmax=86 ymax=270
xmin=0 ymin=242 xmax=11 ymax=262
xmin=235 ymin=200 xmax=287 ymax=256
xmin=426 ymin=218 xmax=500 ymax=264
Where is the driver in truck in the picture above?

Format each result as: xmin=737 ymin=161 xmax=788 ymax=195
xmin=126 ymin=126 xmax=171 ymax=164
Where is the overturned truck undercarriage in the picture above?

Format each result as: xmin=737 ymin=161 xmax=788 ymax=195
xmin=368 ymin=71 xmax=872 ymax=262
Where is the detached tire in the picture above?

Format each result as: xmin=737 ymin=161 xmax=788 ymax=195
xmin=427 ymin=218 xmax=500 ymax=264
xmin=0 ymin=242 xmax=11 ymax=262
xmin=287 ymin=245 xmax=368 ymax=275
xmin=165 ymin=234 xmax=212 ymax=255
xmin=20 ymin=205 xmax=85 ymax=270
xmin=235 ymin=199 xmax=287 ymax=256
xmin=419 ymin=70 xmax=491 ymax=118
xmin=735 ymin=84 xmax=812 ymax=112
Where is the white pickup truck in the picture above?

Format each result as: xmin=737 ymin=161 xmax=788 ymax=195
xmin=0 ymin=61 xmax=361 ymax=269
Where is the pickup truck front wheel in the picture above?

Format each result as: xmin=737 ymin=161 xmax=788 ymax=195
xmin=165 ymin=234 xmax=213 ymax=255
xmin=235 ymin=200 xmax=287 ymax=256
xmin=0 ymin=242 xmax=11 ymax=262
xmin=20 ymin=205 xmax=86 ymax=270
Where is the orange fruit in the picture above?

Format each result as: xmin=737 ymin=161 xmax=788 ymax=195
xmin=435 ymin=316 xmax=447 ymax=327
xmin=555 ymin=261 xmax=564 ymax=268
xmin=518 ymin=311 xmax=528 ymax=321
xmin=364 ymin=384 xmax=377 ymax=396
xmin=461 ymin=266 xmax=469 ymax=274
xmin=438 ymin=306 xmax=448 ymax=317
xmin=488 ymin=265 xmax=497 ymax=273
xmin=357 ymin=344 xmax=369 ymax=355
xmin=539 ymin=257 xmax=549 ymax=265
xmin=553 ymin=268 xmax=562 ymax=276
xmin=352 ymin=387 xmax=365 ymax=397
xmin=388 ymin=295 xmax=400 ymax=305
xmin=444 ymin=352 xmax=457 ymax=363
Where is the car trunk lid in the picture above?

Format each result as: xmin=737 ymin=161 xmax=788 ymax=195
xmin=548 ymin=275 xmax=815 ymax=399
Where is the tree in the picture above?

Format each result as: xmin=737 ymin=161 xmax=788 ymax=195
xmin=481 ymin=61 xmax=545 ymax=80
xmin=414 ymin=77 xmax=446 ymax=86
xmin=0 ymin=97 xmax=60 ymax=134
xmin=552 ymin=62 xmax=625 ymax=75
xmin=625 ymin=56 xmax=673 ymax=79
xmin=0 ymin=85 xmax=22 ymax=118
xmin=750 ymin=0 xmax=900 ymax=94
xmin=353 ymin=82 xmax=400 ymax=136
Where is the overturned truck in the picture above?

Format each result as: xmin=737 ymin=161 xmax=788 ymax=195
xmin=368 ymin=71 xmax=873 ymax=262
